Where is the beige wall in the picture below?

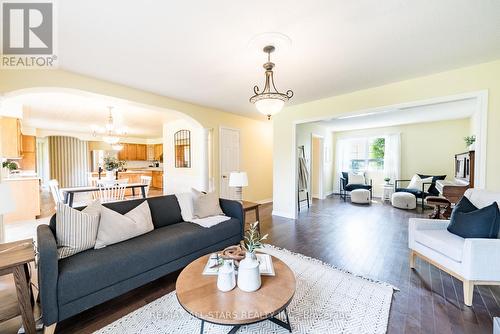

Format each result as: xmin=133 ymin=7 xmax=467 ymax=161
xmin=274 ymin=59 xmax=500 ymax=218
xmin=0 ymin=70 xmax=273 ymax=202
xmin=332 ymin=118 xmax=470 ymax=197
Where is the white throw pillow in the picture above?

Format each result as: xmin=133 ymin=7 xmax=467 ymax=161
xmin=192 ymin=188 xmax=224 ymax=219
xmin=56 ymin=200 xmax=101 ymax=259
xmin=407 ymin=174 xmax=433 ymax=192
xmin=94 ymin=201 xmax=154 ymax=249
xmin=347 ymin=172 xmax=366 ymax=186
xmin=175 ymin=192 xmax=195 ymax=221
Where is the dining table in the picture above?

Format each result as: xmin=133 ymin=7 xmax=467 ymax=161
xmin=60 ymin=182 xmax=148 ymax=207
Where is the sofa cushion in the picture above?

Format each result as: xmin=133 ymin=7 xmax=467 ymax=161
xmin=418 ymin=174 xmax=446 ymax=196
xmin=414 ymin=229 xmax=465 ymax=262
xmin=57 ymin=218 xmax=241 ymax=305
xmin=447 ymin=196 xmax=500 ymax=239
xmin=345 ymin=184 xmax=371 ymax=191
xmin=396 ymin=187 xmax=424 ymax=198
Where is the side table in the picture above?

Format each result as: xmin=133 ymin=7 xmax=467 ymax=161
xmin=0 ymin=239 xmax=36 ymax=334
xmin=241 ymin=200 xmax=261 ymax=233
xmin=382 ymin=184 xmax=394 ymax=202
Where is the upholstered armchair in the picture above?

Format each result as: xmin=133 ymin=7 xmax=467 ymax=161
xmin=339 ymin=172 xmax=372 ymax=202
xmin=408 ymin=189 xmax=500 ymax=306
xmin=395 ymin=174 xmax=446 ymax=209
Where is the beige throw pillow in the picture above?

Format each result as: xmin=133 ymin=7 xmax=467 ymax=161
xmin=56 ymin=200 xmax=101 ymax=259
xmin=407 ymin=174 xmax=433 ymax=192
xmin=192 ymin=188 xmax=224 ymax=219
xmin=94 ymin=200 xmax=154 ymax=249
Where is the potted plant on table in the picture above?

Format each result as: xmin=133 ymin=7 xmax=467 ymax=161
xmin=103 ymin=156 xmax=120 ymax=180
xmin=384 ymin=177 xmax=391 ymax=185
xmin=2 ymin=161 xmax=18 ymax=178
xmin=464 ymin=135 xmax=476 ymax=151
xmin=237 ymin=222 xmax=268 ymax=292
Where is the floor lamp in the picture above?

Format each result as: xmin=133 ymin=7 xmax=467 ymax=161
xmin=0 ymin=183 xmax=15 ymax=243
xmin=229 ymin=172 xmax=248 ymax=201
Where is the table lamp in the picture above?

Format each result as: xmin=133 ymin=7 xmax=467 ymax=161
xmin=229 ymin=171 xmax=248 ymax=201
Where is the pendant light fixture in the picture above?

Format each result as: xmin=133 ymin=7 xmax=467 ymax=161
xmin=91 ymin=106 xmax=126 ymax=150
xmin=249 ymin=45 xmax=293 ymax=120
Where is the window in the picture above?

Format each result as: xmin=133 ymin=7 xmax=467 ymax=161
xmin=174 ymin=130 xmax=191 ymax=168
xmin=346 ymin=137 xmax=385 ymax=172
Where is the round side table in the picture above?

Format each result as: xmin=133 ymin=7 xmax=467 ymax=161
xmin=382 ymin=184 xmax=394 ymax=202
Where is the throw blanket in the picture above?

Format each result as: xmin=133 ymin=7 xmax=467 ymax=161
xmin=175 ymin=193 xmax=230 ymax=228
xmin=298 ymin=156 xmax=309 ymax=191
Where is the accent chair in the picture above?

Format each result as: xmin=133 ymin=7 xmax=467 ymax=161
xmin=339 ymin=172 xmax=372 ymax=202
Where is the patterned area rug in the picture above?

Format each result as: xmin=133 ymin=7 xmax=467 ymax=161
xmin=94 ymin=245 xmax=396 ymax=334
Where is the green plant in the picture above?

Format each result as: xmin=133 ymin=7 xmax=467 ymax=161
xmin=464 ymin=135 xmax=476 ymax=147
xmin=384 ymin=177 xmax=391 ymax=182
xmin=103 ymin=156 xmax=120 ymax=171
xmin=243 ymin=222 xmax=268 ymax=253
xmin=2 ymin=161 xmax=17 ymax=171
xmin=370 ymin=138 xmax=385 ymax=159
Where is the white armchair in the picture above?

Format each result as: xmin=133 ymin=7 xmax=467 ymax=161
xmin=408 ymin=188 xmax=500 ymax=306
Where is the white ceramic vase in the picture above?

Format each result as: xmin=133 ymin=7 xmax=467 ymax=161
xmin=217 ymin=260 xmax=236 ymax=292
xmin=237 ymin=251 xmax=261 ymax=292
xmin=105 ymin=170 xmax=115 ymax=180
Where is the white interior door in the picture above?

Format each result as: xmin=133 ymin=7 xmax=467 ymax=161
xmin=219 ymin=127 xmax=240 ymax=199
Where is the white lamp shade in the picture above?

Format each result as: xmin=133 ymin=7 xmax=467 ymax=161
xmin=255 ymin=98 xmax=284 ymax=116
xmin=0 ymin=183 xmax=15 ymax=215
xmin=229 ymin=172 xmax=248 ymax=187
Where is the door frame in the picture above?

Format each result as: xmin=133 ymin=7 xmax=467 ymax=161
xmin=310 ymin=134 xmax=325 ymax=200
xmin=219 ymin=126 xmax=241 ymax=199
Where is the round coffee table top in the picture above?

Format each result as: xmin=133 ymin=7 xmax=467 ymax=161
xmin=176 ymin=253 xmax=296 ymax=325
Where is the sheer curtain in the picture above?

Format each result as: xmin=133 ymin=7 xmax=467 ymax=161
xmin=383 ymin=133 xmax=401 ymax=182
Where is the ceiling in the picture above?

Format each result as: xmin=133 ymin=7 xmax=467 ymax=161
xmin=314 ymin=97 xmax=477 ymax=131
xmin=8 ymin=92 xmax=178 ymax=138
xmin=56 ymin=1 xmax=500 ymax=119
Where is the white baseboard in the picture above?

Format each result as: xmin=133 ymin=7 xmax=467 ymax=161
xmin=271 ymin=210 xmax=295 ymax=219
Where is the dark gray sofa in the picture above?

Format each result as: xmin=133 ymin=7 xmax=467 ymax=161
xmin=37 ymin=195 xmax=244 ymax=326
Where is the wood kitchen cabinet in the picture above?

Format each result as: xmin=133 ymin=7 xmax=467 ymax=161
xmin=117 ymin=143 xmax=148 ymax=161
xmin=152 ymin=171 xmax=163 ymax=189
xmin=1 ymin=117 xmax=22 ymax=158
xmin=19 ymin=135 xmax=36 ymax=170
xmin=154 ymin=144 xmax=163 ymax=161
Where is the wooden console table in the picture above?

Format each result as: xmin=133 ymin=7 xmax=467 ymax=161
xmin=241 ymin=200 xmax=261 ymax=232
xmin=0 ymin=239 xmax=36 ymax=334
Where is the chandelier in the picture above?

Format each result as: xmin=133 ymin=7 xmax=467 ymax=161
xmin=92 ymin=106 xmax=126 ymax=149
xmin=249 ymin=45 xmax=293 ymax=120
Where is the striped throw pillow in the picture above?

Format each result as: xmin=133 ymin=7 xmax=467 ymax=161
xmin=56 ymin=201 xmax=101 ymax=259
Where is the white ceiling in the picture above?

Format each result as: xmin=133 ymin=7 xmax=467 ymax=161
xmin=8 ymin=92 xmax=178 ymax=138
xmin=56 ymin=1 xmax=500 ymax=119
xmin=315 ymin=97 xmax=476 ymax=131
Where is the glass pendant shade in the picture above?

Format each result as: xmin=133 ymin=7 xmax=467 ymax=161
xmin=255 ymin=98 xmax=284 ymax=117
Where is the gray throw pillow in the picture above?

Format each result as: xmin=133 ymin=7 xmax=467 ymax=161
xmin=192 ymin=189 xmax=224 ymax=218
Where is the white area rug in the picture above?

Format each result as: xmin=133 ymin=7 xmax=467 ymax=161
xmin=94 ymin=245 xmax=396 ymax=334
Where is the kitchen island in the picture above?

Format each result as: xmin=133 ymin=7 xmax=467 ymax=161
xmin=2 ymin=176 xmax=41 ymax=223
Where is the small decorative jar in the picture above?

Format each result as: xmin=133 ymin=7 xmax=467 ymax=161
xmin=237 ymin=251 xmax=261 ymax=292
xmin=217 ymin=260 xmax=236 ymax=292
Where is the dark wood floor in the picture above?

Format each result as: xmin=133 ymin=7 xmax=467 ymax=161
xmin=1 ymin=196 xmax=499 ymax=333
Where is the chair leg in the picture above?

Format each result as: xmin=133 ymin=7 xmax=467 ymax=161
xmin=409 ymin=250 xmax=417 ymax=269
xmin=44 ymin=323 xmax=57 ymax=334
xmin=463 ymin=280 xmax=474 ymax=306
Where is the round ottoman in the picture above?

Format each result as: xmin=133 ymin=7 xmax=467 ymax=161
xmin=391 ymin=192 xmax=416 ymax=209
xmin=351 ymin=189 xmax=370 ymax=204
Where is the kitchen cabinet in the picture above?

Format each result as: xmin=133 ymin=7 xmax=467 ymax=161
xmin=3 ymin=178 xmax=41 ymax=222
xmin=1 ymin=117 xmax=22 ymax=158
xmin=152 ymin=171 xmax=163 ymax=189
xmin=154 ymin=144 xmax=163 ymax=161
xmin=19 ymin=135 xmax=36 ymax=170
xmin=117 ymin=143 xmax=148 ymax=161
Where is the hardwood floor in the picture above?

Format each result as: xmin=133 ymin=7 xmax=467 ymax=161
xmin=1 ymin=196 xmax=499 ymax=333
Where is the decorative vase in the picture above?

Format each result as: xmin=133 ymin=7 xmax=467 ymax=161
xmin=469 ymin=143 xmax=476 ymax=151
xmin=105 ymin=170 xmax=115 ymax=180
xmin=237 ymin=251 xmax=261 ymax=292
xmin=217 ymin=260 xmax=236 ymax=292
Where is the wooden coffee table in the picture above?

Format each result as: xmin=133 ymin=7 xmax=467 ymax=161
xmin=176 ymin=253 xmax=296 ymax=333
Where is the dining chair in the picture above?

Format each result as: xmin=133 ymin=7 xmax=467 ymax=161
xmin=140 ymin=176 xmax=152 ymax=197
xmin=48 ymin=179 xmax=63 ymax=209
xmin=87 ymin=175 xmax=99 ymax=200
xmin=98 ymin=182 xmax=127 ymax=203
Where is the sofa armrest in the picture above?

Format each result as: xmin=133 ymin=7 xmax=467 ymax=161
xmin=462 ymin=238 xmax=500 ymax=280
xmin=36 ymin=224 xmax=59 ymax=326
xmin=408 ymin=218 xmax=449 ymax=249
xmin=219 ymin=199 xmax=244 ymax=237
